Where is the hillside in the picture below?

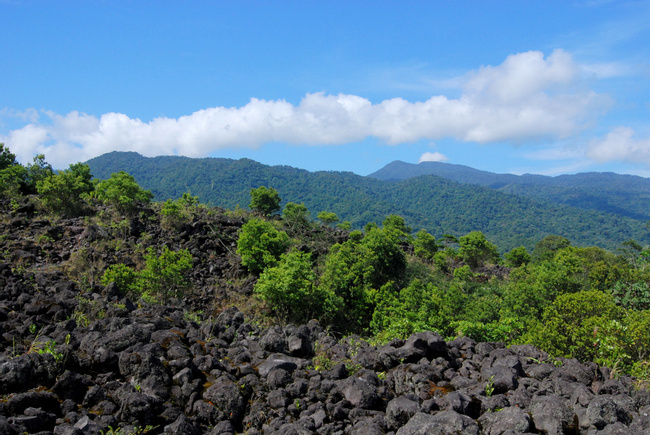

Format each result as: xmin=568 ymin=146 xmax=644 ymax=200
xmin=3 ymin=147 xmax=650 ymax=433
xmin=3 ymin=197 xmax=649 ymax=434
xmin=370 ymin=160 xmax=650 ymax=221
xmin=86 ymin=152 xmax=650 ymax=252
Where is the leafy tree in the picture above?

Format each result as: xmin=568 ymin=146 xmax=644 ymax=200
xmin=250 ymin=186 xmax=281 ymax=216
xmin=283 ymin=202 xmax=310 ymax=230
xmin=236 ymin=218 xmax=290 ymax=274
xmin=317 ymin=211 xmax=339 ymax=226
xmin=525 ymin=290 xmax=619 ymax=361
xmin=319 ymin=226 xmax=406 ymax=331
xmin=101 ymin=246 xmax=193 ymax=304
xmin=458 ymin=231 xmax=499 ymax=269
xmin=0 ymin=143 xmax=18 ymax=170
xmin=139 ymin=246 xmax=193 ymax=304
xmin=160 ymin=192 xmax=200 ymax=230
xmin=532 ymin=235 xmax=571 ymax=263
xmin=504 ymin=246 xmax=531 ymax=268
xmin=101 ymin=263 xmax=139 ymax=299
xmin=337 ymin=221 xmax=352 ymax=231
xmin=255 ymin=250 xmax=337 ymax=323
xmin=0 ymin=144 xmax=27 ymax=198
xmin=94 ymin=171 xmax=153 ymax=215
xmin=383 ymin=214 xmax=413 ymax=243
xmin=413 ymin=229 xmax=439 ymax=260
xmin=502 ymin=248 xmax=585 ymax=321
xmin=23 ymin=154 xmax=53 ymax=194
xmin=37 ymin=163 xmax=94 ymax=217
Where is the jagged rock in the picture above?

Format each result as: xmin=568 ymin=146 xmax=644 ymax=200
xmin=478 ymin=406 xmax=532 ymax=434
xmin=397 ymin=411 xmax=480 ymax=435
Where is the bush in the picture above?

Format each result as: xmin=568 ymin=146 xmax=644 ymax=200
xmin=37 ymin=163 xmax=94 ymax=217
xmin=94 ymin=171 xmax=153 ymax=215
xmin=255 ymin=250 xmax=337 ymax=323
xmin=250 ymin=186 xmax=281 ymax=216
xmin=101 ymin=263 xmax=139 ymax=299
xmin=101 ymin=246 xmax=193 ymax=304
xmin=236 ymin=218 xmax=290 ymax=274
xmin=160 ymin=193 xmax=199 ymax=230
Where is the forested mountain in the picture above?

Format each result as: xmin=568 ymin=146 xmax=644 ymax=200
xmin=370 ymin=160 xmax=650 ymax=221
xmin=86 ymin=151 xmax=650 ymax=252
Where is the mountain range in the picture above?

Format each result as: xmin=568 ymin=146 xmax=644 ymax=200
xmin=85 ymin=152 xmax=650 ymax=253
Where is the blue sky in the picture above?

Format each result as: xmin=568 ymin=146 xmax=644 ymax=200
xmin=2 ymin=1 xmax=650 ymax=176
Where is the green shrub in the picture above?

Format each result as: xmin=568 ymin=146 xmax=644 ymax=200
xmin=101 ymin=246 xmax=193 ymax=304
xmin=255 ymin=250 xmax=337 ymax=323
xmin=94 ymin=171 xmax=153 ymax=216
xmin=236 ymin=218 xmax=290 ymax=274
xmin=250 ymin=186 xmax=281 ymax=216
xmin=37 ymin=163 xmax=94 ymax=217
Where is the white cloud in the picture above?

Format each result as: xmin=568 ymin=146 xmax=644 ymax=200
xmin=587 ymin=126 xmax=650 ymax=164
xmin=1 ymin=49 xmax=610 ymax=168
xmin=419 ymin=152 xmax=448 ymax=163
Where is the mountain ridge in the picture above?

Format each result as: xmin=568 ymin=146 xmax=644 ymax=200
xmin=369 ymin=160 xmax=650 ymax=221
xmin=85 ymin=152 xmax=650 ymax=252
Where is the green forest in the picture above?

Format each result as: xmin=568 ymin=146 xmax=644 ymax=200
xmin=85 ymin=152 xmax=650 ymax=253
xmin=3 ymin=143 xmax=650 ymax=383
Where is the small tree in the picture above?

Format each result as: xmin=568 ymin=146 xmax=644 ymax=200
xmin=139 ymin=246 xmax=193 ymax=304
xmin=160 ymin=193 xmax=200 ymax=230
xmin=255 ymin=250 xmax=335 ymax=323
xmin=505 ymin=246 xmax=531 ymax=268
xmin=283 ymin=202 xmax=310 ymax=230
xmin=101 ymin=246 xmax=193 ymax=304
xmin=236 ymin=218 xmax=290 ymax=274
xmin=458 ymin=231 xmax=499 ymax=269
xmin=317 ymin=211 xmax=339 ymax=226
xmin=0 ymin=144 xmax=27 ymax=198
xmin=37 ymin=163 xmax=94 ymax=217
xmin=94 ymin=171 xmax=153 ymax=216
xmin=250 ymin=186 xmax=281 ymax=216
xmin=413 ymin=229 xmax=439 ymax=260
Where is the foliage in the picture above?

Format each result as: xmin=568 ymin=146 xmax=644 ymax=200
xmin=532 ymin=235 xmax=571 ymax=263
xmin=139 ymin=246 xmax=193 ymax=303
xmin=250 ymin=186 xmax=281 ymax=216
xmin=101 ymin=263 xmax=139 ymax=299
xmin=413 ymin=229 xmax=439 ymax=260
xmin=254 ymin=250 xmax=337 ymax=324
xmin=458 ymin=231 xmax=500 ymax=269
xmin=283 ymin=202 xmax=310 ymax=231
xmin=37 ymin=163 xmax=94 ymax=217
xmin=236 ymin=218 xmax=290 ymax=274
xmin=94 ymin=171 xmax=153 ymax=215
xmin=101 ymin=246 xmax=192 ymax=304
xmin=524 ymin=290 xmax=619 ymax=361
xmin=319 ymin=225 xmax=407 ymax=332
xmin=160 ymin=192 xmax=199 ymax=230
xmin=610 ymin=281 xmax=650 ymax=311
xmin=318 ymin=211 xmax=339 ymax=226
xmin=504 ymin=246 xmax=531 ymax=268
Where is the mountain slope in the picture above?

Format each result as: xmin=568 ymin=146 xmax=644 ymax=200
xmin=369 ymin=160 xmax=650 ymax=221
xmin=86 ymin=152 xmax=650 ymax=252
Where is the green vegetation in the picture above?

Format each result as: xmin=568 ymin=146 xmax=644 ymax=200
xmin=102 ymin=246 xmax=192 ymax=304
xmin=236 ymin=218 xmax=290 ymax=274
xmin=93 ymin=170 xmax=154 ymax=215
xmin=37 ymin=162 xmax=94 ymax=217
xmin=85 ymin=151 xmax=650 ymax=252
xmin=3 ymin=144 xmax=650 ymax=384
xmin=249 ymin=185 xmax=281 ymax=216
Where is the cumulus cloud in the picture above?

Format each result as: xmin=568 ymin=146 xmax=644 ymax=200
xmin=1 ymin=49 xmax=610 ymax=168
xmin=419 ymin=152 xmax=448 ymax=163
xmin=587 ymin=126 xmax=650 ymax=164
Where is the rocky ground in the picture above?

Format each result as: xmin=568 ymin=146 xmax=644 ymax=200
xmin=1 ymin=198 xmax=650 ymax=434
